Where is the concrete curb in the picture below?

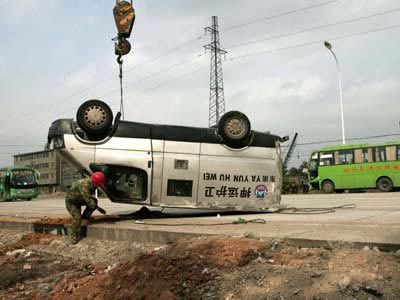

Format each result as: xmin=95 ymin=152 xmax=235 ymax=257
xmin=1 ymin=220 xmax=399 ymax=252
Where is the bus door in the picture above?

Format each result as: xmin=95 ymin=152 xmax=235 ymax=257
xmin=92 ymin=137 xmax=153 ymax=204
xmin=160 ymin=139 xmax=200 ymax=207
xmin=309 ymin=153 xmax=319 ymax=179
xmin=0 ymin=171 xmax=9 ymax=200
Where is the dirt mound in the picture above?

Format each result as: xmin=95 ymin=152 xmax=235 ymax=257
xmin=1 ymin=230 xmax=400 ymax=300
xmin=0 ymin=233 xmax=58 ymax=255
xmin=35 ymin=215 xmax=123 ymax=225
xmin=44 ymin=237 xmax=265 ymax=300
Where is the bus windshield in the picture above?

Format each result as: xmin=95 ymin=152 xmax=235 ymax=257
xmin=11 ymin=170 xmax=36 ymax=186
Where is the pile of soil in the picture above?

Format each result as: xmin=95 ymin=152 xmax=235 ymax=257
xmin=35 ymin=215 xmax=123 ymax=225
xmin=0 ymin=230 xmax=399 ymax=300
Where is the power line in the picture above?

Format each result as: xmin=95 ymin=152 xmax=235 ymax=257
xmin=0 ymin=145 xmax=43 ymax=147
xmin=2 ymin=20 xmax=398 ymax=144
xmin=296 ymin=133 xmax=400 ymax=146
xmin=0 ymin=65 xmax=209 ymax=144
xmin=221 ymin=0 xmax=339 ymax=32
xmin=281 ymin=133 xmax=400 ymax=148
xmin=97 ymin=53 xmax=205 ymax=99
xmin=0 ymin=36 xmax=204 ymax=127
xmin=109 ymin=65 xmax=209 ymax=109
xmin=1 ymin=0 xmax=270 ymax=128
xmin=0 ymin=53 xmax=206 ymax=141
xmin=226 ymin=8 xmax=400 ymax=49
xmin=229 ymin=24 xmax=400 ymax=60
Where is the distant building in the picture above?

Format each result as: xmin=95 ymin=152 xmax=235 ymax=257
xmin=13 ymin=149 xmax=82 ymax=194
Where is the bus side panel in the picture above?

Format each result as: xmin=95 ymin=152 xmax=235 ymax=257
xmin=198 ymin=143 xmax=281 ymax=210
xmin=149 ymin=140 xmax=164 ymax=206
xmin=160 ymin=141 xmax=199 ymax=207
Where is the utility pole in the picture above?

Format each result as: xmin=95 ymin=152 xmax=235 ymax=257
xmin=204 ymin=16 xmax=227 ymax=127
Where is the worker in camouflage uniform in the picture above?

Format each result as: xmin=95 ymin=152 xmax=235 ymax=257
xmin=65 ymin=172 xmax=107 ymax=244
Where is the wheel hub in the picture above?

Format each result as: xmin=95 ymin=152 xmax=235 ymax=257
xmin=84 ymin=106 xmax=107 ymax=128
xmin=225 ymin=118 xmax=246 ymax=138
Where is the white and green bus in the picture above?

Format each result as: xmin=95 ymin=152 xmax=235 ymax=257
xmin=0 ymin=166 xmax=39 ymax=201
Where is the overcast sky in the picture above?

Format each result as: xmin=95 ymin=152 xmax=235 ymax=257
xmin=0 ymin=0 xmax=399 ymax=168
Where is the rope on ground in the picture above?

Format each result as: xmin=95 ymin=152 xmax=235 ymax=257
xmin=275 ymin=203 xmax=356 ymax=215
xmin=132 ymin=218 xmax=266 ymax=226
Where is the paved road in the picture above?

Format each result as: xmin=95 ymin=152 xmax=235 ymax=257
xmin=1 ymin=192 xmax=399 ymax=221
xmin=1 ymin=192 xmax=400 ymax=247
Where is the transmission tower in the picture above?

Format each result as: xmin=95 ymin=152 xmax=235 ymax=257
xmin=204 ymin=16 xmax=227 ymax=127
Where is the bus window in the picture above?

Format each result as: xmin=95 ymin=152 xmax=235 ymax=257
xmin=397 ymin=145 xmax=400 ymax=160
xmin=386 ymin=146 xmax=396 ymax=161
xmin=374 ymin=147 xmax=386 ymax=162
xmin=338 ymin=150 xmax=354 ymax=164
xmin=11 ymin=170 xmax=36 ymax=186
xmin=354 ymin=149 xmax=364 ymax=163
xmin=319 ymin=152 xmax=333 ymax=165
xmin=362 ymin=148 xmax=369 ymax=162
xmin=91 ymin=164 xmax=147 ymax=201
xmin=167 ymin=180 xmax=193 ymax=197
xmin=334 ymin=151 xmax=340 ymax=165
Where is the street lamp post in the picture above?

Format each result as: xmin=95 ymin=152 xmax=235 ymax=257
xmin=324 ymin=41 xmax=346 ymax=145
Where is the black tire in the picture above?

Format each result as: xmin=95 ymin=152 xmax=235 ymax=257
xmin=77 ymin=100 xmax=113 ymax=135
xmin=322 ymin=180 xmax=334 ymax=194
xmin=26 ymin=198 xmax=32 ymax=201
xmin=218 ymin=111 xmax=251 ymax=148
xmin=377 ymin=177 xmax=393 ymax=192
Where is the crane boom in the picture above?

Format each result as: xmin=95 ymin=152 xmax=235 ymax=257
xmin=283 ymin=132 xmax=298 ymax=174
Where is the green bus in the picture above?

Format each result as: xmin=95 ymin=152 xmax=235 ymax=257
xmin=0 ymin=166 xmax=39 ymax=201
xmin=308 ymin=142 xmax=400 ymax=193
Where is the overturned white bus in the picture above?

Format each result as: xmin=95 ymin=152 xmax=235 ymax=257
xmin=48 ymin=100 xmax=285 ymax=211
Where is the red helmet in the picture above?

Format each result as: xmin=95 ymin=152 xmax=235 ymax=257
xmin=91 ymin=172 xmax=105 ymax=186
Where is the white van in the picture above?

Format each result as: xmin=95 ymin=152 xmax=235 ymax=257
xmin=48 ymin=100 xmax=284 ymax=211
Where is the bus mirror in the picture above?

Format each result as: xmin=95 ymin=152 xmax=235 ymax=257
xmin=35 ymin=171 xmax=41 ymax=179
xmin=281 ymin=135 xmax=289 ymax=143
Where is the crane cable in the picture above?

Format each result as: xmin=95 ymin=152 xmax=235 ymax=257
xmin=117 ymin=56 xmax=125 ymax=120
xmin=113 ymin=0 xmax=135 ymax=120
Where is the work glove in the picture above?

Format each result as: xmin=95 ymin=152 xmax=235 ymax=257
xmin=96 ymin=206 xmax=107 ymax=215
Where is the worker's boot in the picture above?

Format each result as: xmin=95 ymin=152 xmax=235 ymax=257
xmin=70 ymin=236 xmax=80 ymax=245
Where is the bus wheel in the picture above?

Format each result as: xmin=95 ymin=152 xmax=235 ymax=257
xmin=322 ymin=180 xmax=334 ymax=194
xmin=26 ymin=198 xmax=32 ymax=201
xmin=218 ymin=111 xmax=251 ymax=148
xmin=77 ymin=99 xmax=113 ymax=136
xmin=377 ymin=177 xmax=393 ymax=192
